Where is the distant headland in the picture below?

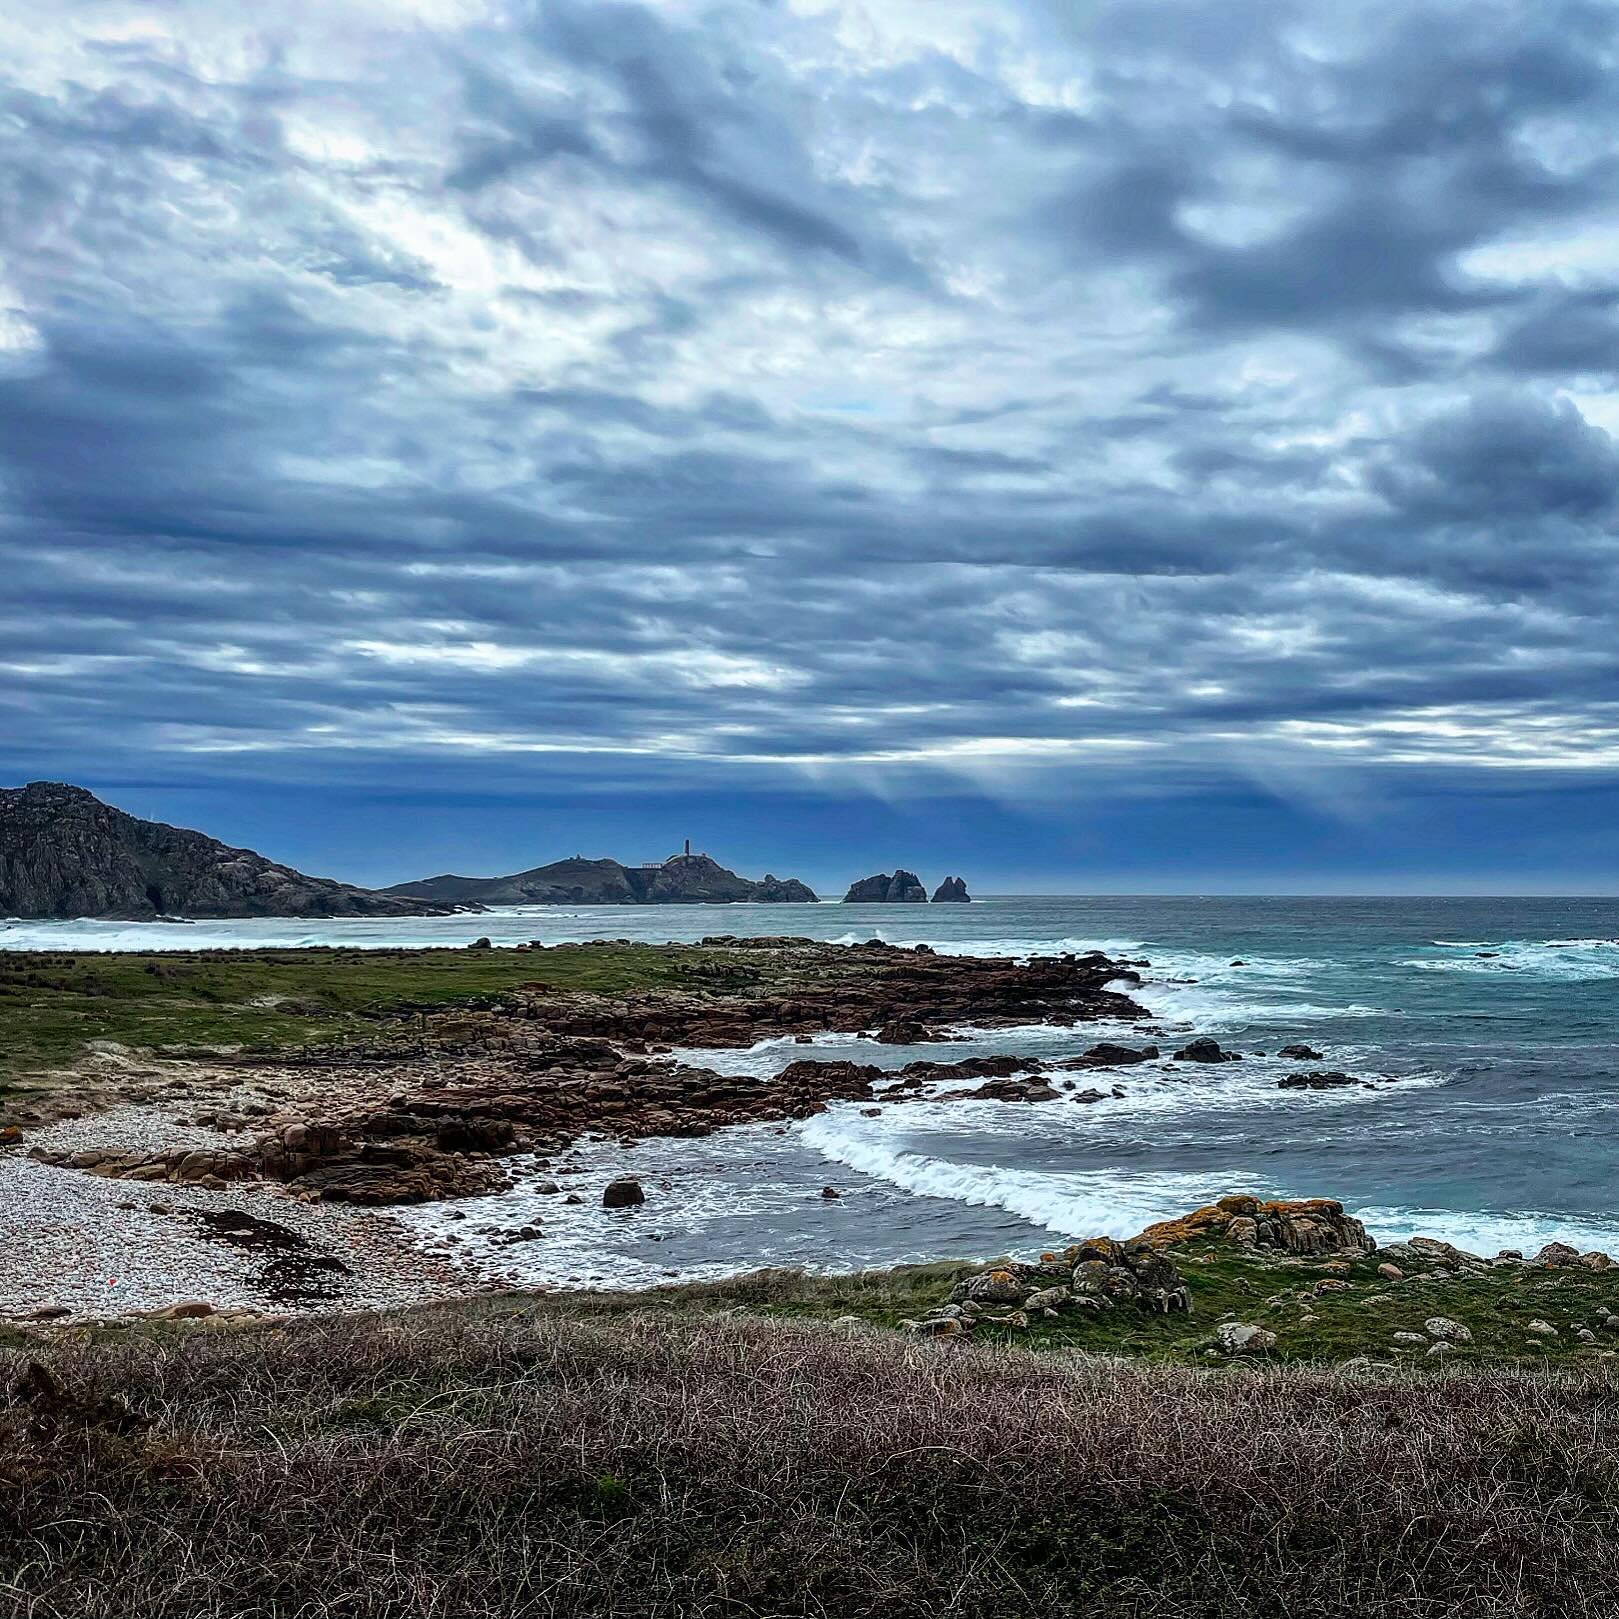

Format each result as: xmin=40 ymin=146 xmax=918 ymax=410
xmin=0 ymin=782 xmax=466 ymax=921
xmin=383 ymin=840 xmax=818 ymax=908
xmin=0 ymin=784 xmax=859 ymax=918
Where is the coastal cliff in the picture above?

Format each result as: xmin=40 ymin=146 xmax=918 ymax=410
xmin=0 ymin=782 xmax=466 ymax=920
xmin=384 ymin=850 xmax=817 ymax=906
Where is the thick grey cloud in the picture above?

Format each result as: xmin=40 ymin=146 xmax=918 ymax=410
xmin=4 ymin=0 xmax=1619 ymax=810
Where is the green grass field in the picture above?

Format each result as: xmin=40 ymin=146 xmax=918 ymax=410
xmin=0 ymin=942 xmax=752 ymax=1080
xmin=538 ymin=1240 xmax=1619 ymax=1370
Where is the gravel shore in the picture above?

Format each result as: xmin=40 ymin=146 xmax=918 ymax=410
xmin=1 ymin=1106 xmax=478 ymax=1323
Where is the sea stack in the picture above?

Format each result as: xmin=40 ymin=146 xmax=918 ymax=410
xmin=843 ymin=870 xmax=928 ymax=903
xmin=932 ymin=876 xmax=971 ymax=902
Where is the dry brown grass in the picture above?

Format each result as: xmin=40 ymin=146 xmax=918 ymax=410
xmin=5 ymin=1301 xmax=1619 ymax=1617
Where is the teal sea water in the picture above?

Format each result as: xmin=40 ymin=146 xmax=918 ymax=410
xmin=8 ymin=896 xmax=1618 ymax=1285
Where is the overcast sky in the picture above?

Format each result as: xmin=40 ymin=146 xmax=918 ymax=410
xmin=4 ymin=0 xmax=1619 ymax=891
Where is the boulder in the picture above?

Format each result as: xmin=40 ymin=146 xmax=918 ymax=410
xmin=1278 ymin=1044 xmax=1324 ymax=1061
xmin=1172 ymin=1038 xmax=1240 ymax=1063
xmin=907 ymin=1317 xmax=967 ymax=1339
xmin=942 ymin=1076 xmax=1062 ymax=1103
xmin=1140 ymin=1195 xmax=1375 ymax=1257
xmin=1534 ymin=1241 xmax=1582 ymax=1269
xmin=874 ymin=1019 xmax=940 ymax=1045
xmin=1059 ymin=1042 xmax=1159 ymax=1069
xmin=1024 ymin=1286 xmax=1073 ymax=1313
xmin=1277 ymin=1071 xmax=1362 ymax=1090
xmin=962 ymin=1267 xmax=1025 ymax=1306
xmin=1214 ymin=1322 xmax=1276 ymax=1355
xmin=1067 ymin=1238 xmax=1192 ymax=1314
xmin=1424 ymin=1316 xmax=1473 ymax=1344
xmin=602 ymin=1177 xmax=646 ymax=1209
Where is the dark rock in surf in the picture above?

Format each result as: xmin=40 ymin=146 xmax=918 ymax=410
xmin=932 ymin=876 xmax=971 ymax=903
xmin=1059 ymin=1042 xmax=1159 ymax=1069
xmin=1172 ymin=1038 xmax=1241 ymax=1063
xmin=1278 ymin=1070 xmax=1362 ymax=1091
xmin=874 ymin=1019 xmax=941 ymax=1045
xmin=1282 ymin=1068 xmax=1359 ymax=1094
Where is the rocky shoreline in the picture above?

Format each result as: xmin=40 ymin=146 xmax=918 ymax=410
xmin=2 ymin=938 xmax=1153 ymax=1319
xmin=18 ymin=939 xmax=1151 ymax=1208
xmin=6 ymin=935 xmax=1609 ymax=1354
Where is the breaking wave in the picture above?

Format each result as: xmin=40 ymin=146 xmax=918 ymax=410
xmin=799 ymin=1112 xmax=1264 ymax=1239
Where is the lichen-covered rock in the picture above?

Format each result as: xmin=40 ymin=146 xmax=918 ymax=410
xmin=962 ymin=1267 xmax=1025 ymax=1306
xmin=1139 ymin=1195 xmax=1375 ymax=1257
xmin=1424 ymin=1317 xmax=1473 ymax=1343
xmin=952 ymin=1236 xmax=1190 ymax=1316
xmin=905 ymin=1316 xmax=967 ymax=1339
xmin=1535 ymin=1241 xmax=1582 ymax=1269
xmin=1214 ymin=1322 xmax=1276 ymax=1355
xmin=1024 ymin=1286 xmax=1073 ymax=1313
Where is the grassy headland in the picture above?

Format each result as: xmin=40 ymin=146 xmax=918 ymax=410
xmin=0 ymin=943 xmax=757 ymax=1079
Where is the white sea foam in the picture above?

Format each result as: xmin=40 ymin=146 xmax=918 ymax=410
xmin=1137 ymin=980 xmax=1385 ymax=1031
xmin=799 ymin=1113 xmax=1254 ymax=1239
xmin=1402 ymin=937 xmax=1619 ymax=981
xmin=1354 ymin=1204 xmax=1619 ymax=1258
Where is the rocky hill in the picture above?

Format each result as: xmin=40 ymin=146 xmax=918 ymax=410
xmin=0 ymin=782 xmax=466 ymax=919
xmin=932 ymin=876 xmax=971 ymax=902
xmin=385 ymin=851 xmax=816 ymax=906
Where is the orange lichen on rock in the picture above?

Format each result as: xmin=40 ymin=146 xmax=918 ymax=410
xmin=1138 ymin=1194 xmax=1373 ymax=1257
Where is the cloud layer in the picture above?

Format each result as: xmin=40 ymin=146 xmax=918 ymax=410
xmin=5 ymin=0 xmax=1619 ymax=833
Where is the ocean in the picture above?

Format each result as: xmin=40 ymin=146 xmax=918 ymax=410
xmin=7 ymin=895 xmax=1618 ymax=1289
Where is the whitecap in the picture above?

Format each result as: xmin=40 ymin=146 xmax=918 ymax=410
xmin=1354 ymin=1204 xmax=1619 ymax=1258
xmin=799 ymin=1112 xmax=1266 ymax=1239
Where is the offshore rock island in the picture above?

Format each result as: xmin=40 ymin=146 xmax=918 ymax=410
xmin=843 ymin=870 xmax=972 ymax=902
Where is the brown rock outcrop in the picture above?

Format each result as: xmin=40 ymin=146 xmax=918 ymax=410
xmin=1139 ymin=1195 xmax=1375 ymax=1256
